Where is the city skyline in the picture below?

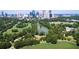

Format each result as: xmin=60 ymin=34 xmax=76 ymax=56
xmin=0 ymin=10 xmax=79 ymax=14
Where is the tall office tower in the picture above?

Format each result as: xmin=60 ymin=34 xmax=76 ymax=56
xmin=17 ymin=12 xmax=23 ymax=18
xmin=5 ymin=12 xmax=8 ymax=17
xmin=36 ymin=11 xmax=39 ymax=18
xmin=42 ymin=10 xmax=51 ymax=19
xmin=1 ymin=11 xmax=4 ymax=17
xmin=29 ymin=11 xmax=32 ymax=17
xmin=42 ymin=10 xmax=46 ymax=18
xmin=36 ymin=10 xmax=42 ymax=19
xmin=49 ymin=10 xmax=52 ymax=19
xmin=31 ymin=10 xmax=36 ymax=18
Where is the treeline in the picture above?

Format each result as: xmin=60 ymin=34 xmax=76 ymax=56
xmin=41 ymin=16 xmax=79 ymax=22
xmin=39 ymin=21 xmax=51 ymax=29
xmin=0 ymin=17 xmax=18 ymax=39
xmin=0 ymin=17 xmax=19 ymax=49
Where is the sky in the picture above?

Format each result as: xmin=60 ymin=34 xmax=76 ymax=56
xmin=53 ymin=10 xmax=79 ymax=14
xmin=0 ymin=10 xmax=79 ymax=14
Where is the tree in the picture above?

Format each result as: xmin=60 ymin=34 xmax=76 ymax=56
xmin=39 ymin=21 xmax=51 ymax=29
xmin=16 ymin=23 xmax=26 ymax=28
xmin=45 ymin=23 xmax=65 ymax=44
xmin=14 ymin=38 xmax=40 ymax=49
xmin=3 ymin=33 xmax=12 ymax=41
xmin=24 ymin=33 xmax=33 ymax=39
xmin=0 ymin=41 xmax=11 ymax=49
xmin=73 ymin=32 xmax=79 ymax=46
xmin=14 ymin=39 xmax=25 ymax=49
xmin=12 ymin=29 xmax=18 ymax=32
xmin=31 ymin=39 xmax=40 ymax=45
xmin=76 ymin=39 xmax=79 ymax=46
xmin=46 ymin=33 xmax=58 ymax=44
xmin=49 ymin=24 xmax=64 ymax=39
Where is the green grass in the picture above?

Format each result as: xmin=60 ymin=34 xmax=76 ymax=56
xmin=3 ymin=22 xmax=32 ymax=35
xmin=21 ymin=41 xmax=79 ymax=49
xmin=49 ymin=21 xmax=74 ymax=24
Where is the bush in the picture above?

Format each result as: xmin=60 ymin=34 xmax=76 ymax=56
xmin=31 ymin=39 xmax=40 ymax=45
xmin=14 ymin=39 xmax=25 ymax=49
xmin=51 ymin=39 xmax=57 ymax=44
xmin=46 ymin=37 xmax=52 ymax=43
xmin=24 ymin=33 xmax=33 ymax=39
xmin=46 ymin=35 xmax=57 ymax=44
xmin=12 ymin=29 xmax=18 ymax=32
xmin=66 ymin=36 xmax=72 ymax=41
xmin=39 ymin=21 xmax=51 ymax=29
xmin=16 ymin=23 xmax=26 ymax=28
xmin=73 ymin=32 xmax=79 ymax=46
xmin=63 ymin=36 xmax=66 ymax=40
xmin=76 ymin=39 xmax=79 ymax=46
xmin=0 ymin=41 xmax=11 ymax=49
xmin=14 ymin=38 xmax=40 ymax=49
xmin=63 ymin=36 xmax=72 ymax=41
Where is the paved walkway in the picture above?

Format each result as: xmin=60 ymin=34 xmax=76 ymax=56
xmin=58 ymin=40 xmax=76 ymax=44
xmin=9 ymin=41 xmax=15 ymax=49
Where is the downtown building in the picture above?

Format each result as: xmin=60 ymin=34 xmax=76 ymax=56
xmin=0 ymin=10 xmax=63 ymax=19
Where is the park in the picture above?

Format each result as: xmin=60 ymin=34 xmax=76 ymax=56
xmin=0 ymin=17 xmax=79 ymax=49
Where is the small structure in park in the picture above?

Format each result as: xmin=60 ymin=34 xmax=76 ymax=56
xmin=66 ymin=27 xmax=75 ymax=32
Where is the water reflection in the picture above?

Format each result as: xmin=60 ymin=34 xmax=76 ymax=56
xmin=37 ymin=22 xmax=48 ymax=35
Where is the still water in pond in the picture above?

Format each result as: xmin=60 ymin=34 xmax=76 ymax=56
xmin=37 ymin=22 xmax=48 ymax=35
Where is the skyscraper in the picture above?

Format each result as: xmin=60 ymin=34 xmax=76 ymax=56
xmin=42 ymin=10 xmax=46 ymax=18
xmin=49 ymin=10 xmax=52 ymax=18
xmin=31 ymin=10 xmax=36 ymax=18
xmin=5 ymin=12 xmax=8 ymax=17
xmin=1 ymin=11 xmax=4 ymax=17
xmin=36 ymin=11 xmax=39 ymax=18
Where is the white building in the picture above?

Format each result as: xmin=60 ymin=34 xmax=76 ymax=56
xmin=66 ymin=27 xmax=75 ymax=31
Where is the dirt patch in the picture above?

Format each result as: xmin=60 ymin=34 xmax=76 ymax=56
xmin=34 ymin=35 xmax=46 ymax=40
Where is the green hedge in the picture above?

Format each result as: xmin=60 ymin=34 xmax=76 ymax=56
xmin=12 ymin=29 xmax=18 ymax=32
xmin=14 ymin=39 xmax=40 ymax=49
xmin=0 ymin=42 xmax=11 ymax=49
xmin=16 ymin=23 xmax=26 ymax=28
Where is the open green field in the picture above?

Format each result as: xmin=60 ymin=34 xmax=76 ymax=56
xmin=49 ymin=21 xmax=74 ymax=24
xmin=3 ymin=22 xmax=32 ymax=35
xmin=21 ymin=41 xmax=79 ymax=49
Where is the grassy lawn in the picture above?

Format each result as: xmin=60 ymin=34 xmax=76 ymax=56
xmin=3 ymin=22 xmax=32 ymax=35
xmin=49 ymin=21 xmax=74 ymax=24
xmin=21 ymin=41 xmax=79 ymax=49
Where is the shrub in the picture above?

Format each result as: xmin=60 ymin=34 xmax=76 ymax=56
xmin=0 ymin=41 xmax=11 ymax=49
xmin=14 ymin=38 xmax=40 ymax=49
xmin=14 ymin=39 xmax=25 ymax=49
xmin=66 ymin=36 xmax=72 ymax=41
xmin=46 ymin=35 xmax=57 ymax=44
xmin=46 ymin=37 xmax=52 ymax=43
xmin=24 ymin=33 xmax=33 ymax=39
xmin=51 ymin=38 xmax=57 ymax=44
xmin=12 ymin=29 xmax=18 ymax=32
xmin=76 ymin=39 xmax=79 ymax=46
xmin=46 ymin=30 xmax=58 ymax=44
xmin=16 ymin=23 xmax=26 ymax=28
xmin=63 ymin=36 xmax=72 ymax=41
xmin=73 ymin=32 xmax=79 ymax=46
xmin=40 ymin=37 xmax=46 ymax=41
xmin=31 ymin=39 xmax=40 ymax=45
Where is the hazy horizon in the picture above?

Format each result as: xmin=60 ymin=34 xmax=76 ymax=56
xmin=0 ymin=10 xmax=79 ymax=14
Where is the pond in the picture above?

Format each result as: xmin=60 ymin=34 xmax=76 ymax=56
xmin=37 ymin=22 xmax=48 ymax=35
